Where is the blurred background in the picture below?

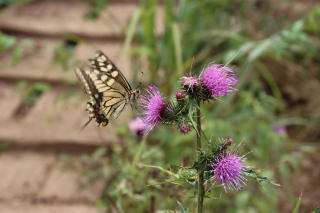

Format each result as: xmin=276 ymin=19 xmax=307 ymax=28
xmin=0 ymin=0 xmax=319 ymax=212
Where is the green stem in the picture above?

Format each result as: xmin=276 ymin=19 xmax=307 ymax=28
xmin=196 ymin=100 xmax=205 ymax=213
xmin=130 ymin=137 xmax=147 ymax=175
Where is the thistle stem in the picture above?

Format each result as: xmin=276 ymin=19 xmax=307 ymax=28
xmin=196 ymin=100 xmax=205 ymax=213
xmin=130 ymin=137 xmax=147 ymax=175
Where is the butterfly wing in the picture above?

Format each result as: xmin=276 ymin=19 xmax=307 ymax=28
xmin=75 ymin=68 xmax=98 ymax=96
xmin=89 ymin=51 xmax=132 ymax=93
xmin=75 ymin=51 xmax=133 ymax=127
xmin=89 ymin=51 xmax=132 ymax=120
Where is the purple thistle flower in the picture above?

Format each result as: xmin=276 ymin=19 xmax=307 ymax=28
xmin=181 ymin=75 xmax=199 ymax=91
xmin=129 ymin=117 xmax=147 ymax=136
xmin=139 ymin=85 xmax=166 ymax=135
xmin=274 ymin=125 xmax=287 ymax=134
xmin=200 ymin=64 xmax=238 ymax=98
xmin=210 ymin=151 xmax=248 ymax=191
xmin=180 ymin=124 xmax=190 ymax=134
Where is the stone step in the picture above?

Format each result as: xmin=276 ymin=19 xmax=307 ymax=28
xmin=0 ymin=37 xmax=135 ymax=145
xmin=0 ymin=151 xmax=103 ymax=203
xmin=0 ymin=81 xmax=132 ymax=145
xmin=0 ymin=202 xmax=102 ymax=213
xmin=0 ymin=0 xmax=163 ymax=39
xmin=0 ymin=0 xmax=137 ymax=39
xmin=0 ymin=39 xmax=130 ymax=85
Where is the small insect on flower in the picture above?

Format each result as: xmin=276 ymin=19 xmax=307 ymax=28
xmin=139 ymin=85 xmax=166 ymax=135
xmin=200 ymin=64 xmax=238 ymax=98
xmin=129 ymin=117 xmax=147 ymax=136
xmin=180 ymin=124 xmax=190 ymax=134
xmin=209 ymin=148 xmax=249 ymax=191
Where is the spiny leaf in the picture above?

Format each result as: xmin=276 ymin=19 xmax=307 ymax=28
xmin=244 ymin=168 xmax=280 ymax=186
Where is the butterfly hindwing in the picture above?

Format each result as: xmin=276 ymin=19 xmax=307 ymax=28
xmin=75 ymin=68 xmax=99 ymax=96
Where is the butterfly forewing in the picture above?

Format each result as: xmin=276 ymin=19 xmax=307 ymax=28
xmin=89 ymin=51 xmax=132 ymax=93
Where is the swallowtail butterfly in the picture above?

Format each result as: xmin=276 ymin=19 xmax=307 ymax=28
xmin=75 ymin=51 xmax=140 ymax=128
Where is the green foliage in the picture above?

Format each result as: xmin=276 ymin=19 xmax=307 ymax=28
xmin=292 ymin=194 xmax=302 ymax=213
xmin=51 ymin=1 xmax=319 ymax=212
xmin=53 ymin=41 xmax=77 ymax=72
xmin=85 ymin=0 xmax=109 ymax=20
xmin=177 ymin=200 xmax=191 ymax=213
xmin=0 ymin=31 xmax=34 ymax=65
xmin=0 ymin=32 xmax=16 ymax=51
xmin=0 ymin=143 xmax=11 ymax=152
xmin=311 ymin=207 xmax=320 ymax=213
xmin=121 ymin=1 xmax=320 ymax=212
xmin=245 ymin=168 xmax=280 ymax=187
xmin=15 ymin=81 xmax=51 ymax=106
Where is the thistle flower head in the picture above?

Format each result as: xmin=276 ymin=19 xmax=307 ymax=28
xmin=139 ymin=85 xmax=166 ymax=135
xmin=200 ymin=64 xmax=237 ymax=98
xmin=210 ymin=151 xmax=248 ymax=191
xmin=129 ymin=117 xmax=147 ymax=136
xmin=180 ymin=124 xmax=190 ymax=134
xmin=181 ymin=75 xmax=199 ymax=92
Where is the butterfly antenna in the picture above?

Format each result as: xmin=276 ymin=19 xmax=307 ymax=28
xmin=80 ymin=118 xmax=92 ymax=131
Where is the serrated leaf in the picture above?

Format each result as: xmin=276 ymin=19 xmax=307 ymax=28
xmin=245 ymin=168 xmax=280 ymax=186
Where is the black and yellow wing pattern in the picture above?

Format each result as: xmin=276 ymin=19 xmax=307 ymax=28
xmin=75 ymin=51 xmax=139 ymax=128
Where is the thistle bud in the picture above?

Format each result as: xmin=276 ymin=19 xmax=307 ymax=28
xmin=175 ymin=91 xmax=185 ymax=102
xmin=180 ymin=124 xmax=190 ymax=134
xmin=224 ymin=137 xmax=232 ymax=146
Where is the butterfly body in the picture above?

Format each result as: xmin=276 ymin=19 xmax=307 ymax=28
xmin=76 ymin=51 xmax=139 ymax=128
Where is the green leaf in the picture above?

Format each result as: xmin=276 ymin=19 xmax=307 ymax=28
xmin=23 ymin=83 xmax=51 ymax=106
xmin=311 ymin=207 xmax=320 ymax=213
xmin=177 ymin=201 xmax=190 ymax=213
xmin=245 ymin=168 xmax=280 ymax=186
xmin=11 ymin=45 xmax=23 ymax=64
xmin=124 ymin=8 xmax=141 ymax=55
xmin=292 ymin=194 xmax=302 ymax=213
xmin=248 ymin=39 xmax=272 ymax=62
xmin=142 ymin=164 xmax=178 ymax=178
xmin=0 ymin=32 xmax=16 ymax=51
xmin=92 ymin=147 xmax=107 ymax=161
